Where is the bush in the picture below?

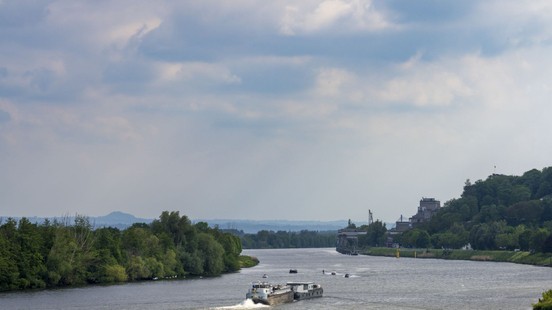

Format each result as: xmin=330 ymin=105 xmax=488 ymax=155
xmin=534 ymin=289 xmax=552 ymax=310
xmin=239 ymin=255 xmax=259 ymax=268
xmin=103 ymin=265 xmax=128 ymax=282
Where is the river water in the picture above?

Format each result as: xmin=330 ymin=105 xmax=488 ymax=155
xmin=1 ymin=248 xmax=551 ymax=309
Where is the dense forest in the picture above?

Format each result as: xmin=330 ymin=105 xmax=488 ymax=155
xmin=357 ymin=167 xmax=552 ymax=252
xmin=0 ymin=211 xmax=244 ymax=292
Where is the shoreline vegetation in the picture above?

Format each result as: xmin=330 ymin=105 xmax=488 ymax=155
xmin=336 ymin=167 xmax=552 ymax=274
xmin=361 ymin=247 xmax=552 ymax=267
xmin=534 ymin=289 xmax=552 ymax=310
xmin=239 ymin=255 xmax=259 ymax=268
xmin=0 ymin=211 xmax=259 ymax=293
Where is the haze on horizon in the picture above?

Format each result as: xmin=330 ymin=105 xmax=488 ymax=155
xmin=1 ymin=1 xmax=552 ymax=223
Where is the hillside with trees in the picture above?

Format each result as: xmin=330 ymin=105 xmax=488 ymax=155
xmin=0 ymin=211 xmax=245 ymax=292
xmin=368 ymin=167 xmax=552 ymax=253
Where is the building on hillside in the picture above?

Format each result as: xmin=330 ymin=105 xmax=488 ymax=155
xmin=385 ymin=197 xmax=441 ymax=247
xmin=394 ymin=215 xmax=411 ymax=232
xmin=385 ymin=215 xmax=411 ymax=247
xmin=409 ymin=197 xmax=441 ymax=227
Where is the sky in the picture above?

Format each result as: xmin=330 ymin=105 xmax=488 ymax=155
xmin=1 ymin=0 xmax=552 ymax=223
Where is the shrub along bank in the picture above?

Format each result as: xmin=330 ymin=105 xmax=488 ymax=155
xmin=238 ymin=255 xmax=259 ymax=268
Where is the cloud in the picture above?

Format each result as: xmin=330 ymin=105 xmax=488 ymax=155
xmin=374 ymin=56 xmax=473 ymax=108
xmin=0 ymin=111 xmax=9 ymax=123
xmin=155 ymin=62 xmax=241 ymax=85
xmin=284 ymin=1 xmax=353 ymax=34
xmin=313 ymin=67 xmax=356 ymax=97
xmin=0 ymin=0 xmax=50 ymax=28
xmin=280 ymin=0 xmax=394 ymax=35
xmin=383 ymin=0 xmax=475 ymax=24
xmin=2 ymin=1 xmax=552 ymax=222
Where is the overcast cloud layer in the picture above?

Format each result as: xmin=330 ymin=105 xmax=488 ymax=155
xmin=1 ymin=0 xmax=552 ymax=222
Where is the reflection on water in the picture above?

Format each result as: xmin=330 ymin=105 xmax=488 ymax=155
xmin=1 ymin=248 xmax=551 ymax=309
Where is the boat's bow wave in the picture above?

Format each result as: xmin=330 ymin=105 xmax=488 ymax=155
xmin=214 ymin=298 xmax=269 ymax=309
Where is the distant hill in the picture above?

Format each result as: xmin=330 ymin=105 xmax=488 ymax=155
xmin=92 ymin=211 xmax=153 ymax=229
xmin=0 ymin=211 xmax=153 ymax=230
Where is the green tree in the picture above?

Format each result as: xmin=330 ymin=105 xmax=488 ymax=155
xmin=151 ymin=211 xmax=194 ymax=248
xmin=45 ymin=216 xmax=96 ymax=286
xmin=365 ymin=220 xmax=387 ymax=247
xmin=16 ymin=218 xmax=46 ymax=289
xmin=214 ymin=232 xmax=242 ymax=272
xmin=126 ymin=256 xmax=150 ymax=280
xmin=180 ymin=250 xmax=203 ymax=275
xmin=531 ymin=229 xmax=550 ymax=252
xmin=543 ymin=233 xmax=552 ymax=253
xmin=469 ymin=222 xmax=509 ymax=250
xmin=90 ymin=227 xmax=126 ymax=283
xmin=122 ymin=226 xmax=151 ymax=257
xmin=519 ymin=169 xmax=542 ymax=198
xmin=0 ymin=219 xmax=19 ymax=291
xmin=510 ymin=185 xmax=532 ymax=204
xmin=431 ymin=223 xmax=469 ymax=249
xmin=94 ymin=227 xmax=124 ymax=264
xmin=400 ymin=229 xmax=430 ymax=248
xmin=102 ymin=264 xmax=128 ymax=282
xmin=506 ymin=201 xmax=543 ymax=226
xmin=495 ymin=232 xmax=518 ymax=250
xmin=519 ymin=229 xmax=533 ymax=251
xmin=160 ymin=249 xmax=181 ymax=277
xmin=196 ymin=233 xmax=224 ymax=276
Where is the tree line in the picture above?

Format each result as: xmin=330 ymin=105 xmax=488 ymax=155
xmin=372 ymin=167 xmax=552 ymax=252
xmin=0 ymin=211 xmax=243 ymax=292
xmin=238 ymin=229 xmax=336 ymax=249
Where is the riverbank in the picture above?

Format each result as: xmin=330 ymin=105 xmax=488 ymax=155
xmin=0 ymin=255 xmax=260 ymax=293
xmin=239 ymin=255 xmax=259 ymax=268
xmin=361 ymin=247 xmax=552 ymax=266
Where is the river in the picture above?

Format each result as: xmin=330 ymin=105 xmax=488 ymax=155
xmin=1 ymin=248 xmax=551 ymax=309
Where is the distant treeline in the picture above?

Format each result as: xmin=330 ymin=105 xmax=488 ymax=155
xmin=237 ymin=230 xmax=336 ymax=249
xmin=0 ymin=211 xmax=243 ymax=292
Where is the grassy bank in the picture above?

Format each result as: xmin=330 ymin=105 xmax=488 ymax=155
xmin=239 ymin=255 xmax=260 ymax=268
xmin=362 ymin=247 xmax=552 ymax=267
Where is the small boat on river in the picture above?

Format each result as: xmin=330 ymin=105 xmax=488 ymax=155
xmin=246 ymin=282 xmax=294 ymax=305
